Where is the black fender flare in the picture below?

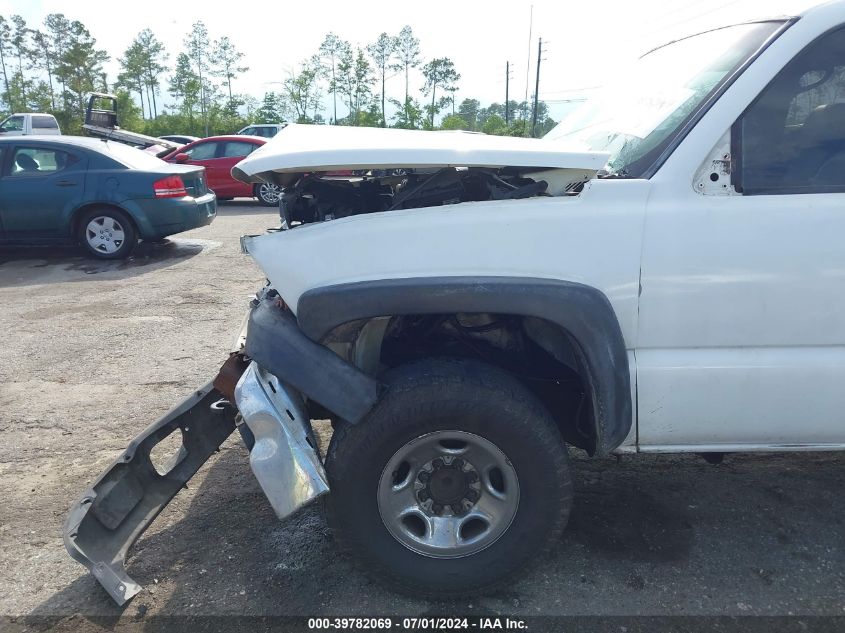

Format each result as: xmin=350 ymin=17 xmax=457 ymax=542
xmin=296 ymin=276 xmax=631 ymax=457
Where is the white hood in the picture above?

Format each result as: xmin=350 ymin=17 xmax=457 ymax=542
xmin=232 ymin=123 xmax=610 ymax=183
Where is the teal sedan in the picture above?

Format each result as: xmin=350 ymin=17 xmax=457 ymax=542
xmin=0 ymin=136 xmax=216 ymax=259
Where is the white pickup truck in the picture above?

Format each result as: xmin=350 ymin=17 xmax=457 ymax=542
xmin=0 ymin=112 xmax=61 ymax=136
xmin=66 ymin=1 xmax=845 ymax=605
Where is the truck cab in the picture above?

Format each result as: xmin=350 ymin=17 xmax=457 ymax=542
xmin=0 ymin=113 xmax=61 ymax=136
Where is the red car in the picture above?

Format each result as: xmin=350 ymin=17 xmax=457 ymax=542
xmin=163 ymin=135 xmax=281 ymax=206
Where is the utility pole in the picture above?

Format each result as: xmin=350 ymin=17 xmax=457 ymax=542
xmin=505 ymin=61 xmax=511 ymax=125
xmin=531 ymin=38 xmax=543 ymax=138
xmin=524 ymin=4 xmax=533 ymax=136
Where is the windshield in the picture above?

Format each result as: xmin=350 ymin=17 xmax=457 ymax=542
xmin=544 ymin=21 xmax=786 ymax=177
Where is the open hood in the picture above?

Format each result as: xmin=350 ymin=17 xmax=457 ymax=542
xmin=232 ymin=123 xmax=610 ymax=185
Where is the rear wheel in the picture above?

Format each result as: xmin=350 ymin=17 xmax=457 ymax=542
xmin=325 ymin=358 xmax=573 ymax=596
xmin=77 ymin=207 xmax=137 ymax=259
xmin=255 ymin=182 xmax=282 ymax=206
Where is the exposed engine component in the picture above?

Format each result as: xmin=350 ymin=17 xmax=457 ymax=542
xmin=280 ymin=167 xmax=549 ymax=226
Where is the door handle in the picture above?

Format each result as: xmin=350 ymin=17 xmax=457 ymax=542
xmin=55 ymin=180 xmax=77 ymax=187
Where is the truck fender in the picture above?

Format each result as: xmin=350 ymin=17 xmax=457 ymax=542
xmin=295 ymin=276 xmax=632 ymax=457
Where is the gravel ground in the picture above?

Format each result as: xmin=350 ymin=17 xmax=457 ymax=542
xmin=1 ymin=201 xmax=843 ymax=626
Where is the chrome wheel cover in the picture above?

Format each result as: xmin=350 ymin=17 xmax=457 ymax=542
xmin=377 ymin=430 xmax=519 ymax=558
xmin=85 ymin=216 xmax=126 ymax=254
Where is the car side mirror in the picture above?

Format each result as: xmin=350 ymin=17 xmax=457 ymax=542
xmin=174 ymin=152 xmax=190 ymax=163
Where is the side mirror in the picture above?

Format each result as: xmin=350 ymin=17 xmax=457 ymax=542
xmin=173 ymin=152 xmax=190 ymax=163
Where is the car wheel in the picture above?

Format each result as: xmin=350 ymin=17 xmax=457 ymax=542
xmin=255 ymin=182 xmax=282 ymax=206
xmin=77 ymin=207 xmax=137 ymax=260
xmin=325 ymin=357 xmax=573 ymax=597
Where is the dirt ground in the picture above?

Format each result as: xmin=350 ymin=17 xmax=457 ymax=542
xmin=1 ymin=202 xmax=843 ymax=625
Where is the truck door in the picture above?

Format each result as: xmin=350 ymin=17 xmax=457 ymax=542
xmin=637 ymin=26 xmax=845 ymax=451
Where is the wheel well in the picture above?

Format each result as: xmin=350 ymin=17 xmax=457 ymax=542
xmin=325 ymin=313 xmax=597 ymax=453
xmin=71 ymin=203 xmax=137 ymax=238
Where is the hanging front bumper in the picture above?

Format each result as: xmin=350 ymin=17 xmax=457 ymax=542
xmin=234 ymin=361 xmax=330 ymax=520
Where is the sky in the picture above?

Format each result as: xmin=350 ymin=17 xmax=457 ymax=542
xmin=0 ymin=0 xmax=822 ymax=121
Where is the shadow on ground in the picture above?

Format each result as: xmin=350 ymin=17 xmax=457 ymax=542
xmin=0 ymin=238 xmax=217 ymax=287
xmin=30 ymin=446 xmax=845 ymax=619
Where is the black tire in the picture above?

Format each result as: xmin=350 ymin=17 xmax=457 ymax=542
xmin=76 ymin=207 xmax=137 ymax=259
xmin=254 ymin=183 xmax=281 ymax=207
xmin=325 ymin=357 xmax=573 ymax=597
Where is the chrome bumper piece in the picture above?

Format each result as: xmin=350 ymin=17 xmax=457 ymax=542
xmin=234 ymin=361 xmax=329 ymax=519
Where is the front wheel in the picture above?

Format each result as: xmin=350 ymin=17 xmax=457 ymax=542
xmin=325 ymin=358 xmax=573 ymax=596
xmin=77 ymin=207 xmax=137 ymax=259
xmin=255 ymin=182 xmax=282 ymax=206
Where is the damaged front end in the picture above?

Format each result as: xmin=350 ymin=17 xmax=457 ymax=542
xmin=64 ymin=292 xmax=373 ymax=605
xmin=231 ymin=123 xmax=609 ymax=228
xmin=66 ymin=125 xmax=613 ymax=605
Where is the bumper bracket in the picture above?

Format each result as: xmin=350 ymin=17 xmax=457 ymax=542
xmin=63 ymin=383 xmax=237 ymax=605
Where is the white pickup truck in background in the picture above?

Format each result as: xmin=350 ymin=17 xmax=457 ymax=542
xmin=0 ymin=112 xmax=61 ymax=135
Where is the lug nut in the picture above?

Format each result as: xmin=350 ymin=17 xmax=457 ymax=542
xmin=466 ymin=489 xmax=480 ymax=503
xmin=450 ymin=504 xmax=466 ymax=516
xmin=452 ymin=458 xmax=465 ymax=469
xmin=417 ymin=470 xmax=430 ymax=483
xmin=432 ymin=503 xmax=443 ymax=515
xmin=432 ymin=458 xmax=445 ymax=470
xmin=466 ymin=471 xmax=478 ymax=483
xmin=417 ymin=489 xmax=430 ymax=501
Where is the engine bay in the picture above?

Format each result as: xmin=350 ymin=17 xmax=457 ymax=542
xmin=279 ymin=167 xmax=574 ymax=227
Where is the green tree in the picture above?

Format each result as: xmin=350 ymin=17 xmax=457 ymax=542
xmin=367 ymin=32 xmax=395 ymax=127
xmin=389 ymin=95 xmax=423 ymax=129
xmin=392 ymin=25 xmax=421 ymax=104
xmin=136 ymin=29 xmax=167 ymax=117
xmin=355 ymin=102 xmax=383 ymax=127
xmin=44 ymin=14 xmax=71 ymax=111
xmin=211 ymin=36 xmax=247 ymax=107
xmin=337 ymin=47 xmax=373 ymax=126
xmin=169 ymin=52 xmax=201 ymax=124
xmin=283 ymin=58 xmax=323 ymax=123
xmin=457 ymin=98 xmax=480 ymax=130
xmin=318 ymin=33 xmax=350 ymax=125
xmin=440 ymin=113 xmax=467 ymax=130
xmin=117 ymin=40 xmax=148 ymax=117
xmin=421 ymin=57 xmax=460 ymax=128
xmin=8 ymin=16 xmax=31 ymax=111
xmin=114 ymin=88 xmax=144 ymax=132
xmin=0 ymin=17 xmax=12 ymax=110
xmin=255 ymin=91 xmax=286 ymax=123
xmin=184 ymin=21 xmax=212 ymax=135
xmin=481 ymin=113 xmax=506 ymax=135
xmin=31 ymin=28 xmax=57 ymax=111
xmin=54 ymin=21 xmax=108 ymax=127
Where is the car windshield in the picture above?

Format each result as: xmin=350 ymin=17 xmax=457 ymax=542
xmin=544 ymin=21 xmax=786 ymax=177
xmin=98 ymin=141 xmax=168 ymax=169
